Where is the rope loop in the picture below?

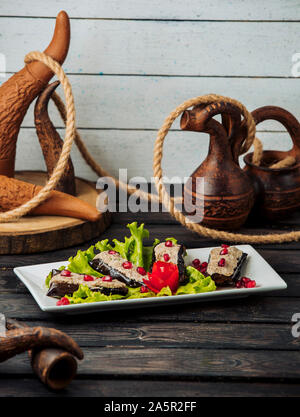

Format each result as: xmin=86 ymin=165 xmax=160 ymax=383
xmin=0 ymin=51 xmax=76 ymax=222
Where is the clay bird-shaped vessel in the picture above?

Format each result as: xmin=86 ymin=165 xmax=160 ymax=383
xmin=180 ymin=101 xmax=255 ymax=230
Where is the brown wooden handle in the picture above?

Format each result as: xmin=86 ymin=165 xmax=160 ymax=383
xmin=2 ymin=319 xmax=84 ymax=391
xmin=0 ymin=326 xmax=84 ymax=362
xmin=252 ymin=106 xmax=300 ymax=158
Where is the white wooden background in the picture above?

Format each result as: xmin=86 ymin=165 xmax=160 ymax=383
xmin=0 ymin=0 xmax=299 ymax=181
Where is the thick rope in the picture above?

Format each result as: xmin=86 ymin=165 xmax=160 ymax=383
xmin=2 ymin=51 xmax=300 ymax=243
xmin=252 ymin=137 xmax=296 ymax=168
xmin=0 ymin=51 xmax=76 ymax=222
xmin=252 ymin=137 xmax=264 ymax=166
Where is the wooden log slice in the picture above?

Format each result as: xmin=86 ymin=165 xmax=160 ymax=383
xmin=0 ymin=171 xmax=111 ymax=254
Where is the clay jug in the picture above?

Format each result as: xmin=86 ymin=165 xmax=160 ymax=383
xmin=244 ymin=105 xmax=300 ymax=220
xmin=180 ymin=101 xmax=255 ymax=230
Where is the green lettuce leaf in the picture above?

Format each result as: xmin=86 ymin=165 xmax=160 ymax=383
xmin=126 ymin=287 xmax=155 ymax=299
xmin=112 ymin=236 xmax=134 ymax=260
xmin=176 ymin=266 xmax=216 ymax=295
xmin=127 ymin=222 xmax=149 ymax=267
xmin=85 ymin=223 xmax=156 ymax=271
xmin=143 ymin=238 xmax=160 ymax=271
xmin=165 ymin=237 xmax=178 ymax=245
xmin=95 ymin=239 xmax=113 ymax=252
xmin=67 ymin=247 xmax=103 ymax=277
xmin=156 ymin=286 xmax=173 ymax=297
xmin=66 ymin=285 xmax=125 ymax=304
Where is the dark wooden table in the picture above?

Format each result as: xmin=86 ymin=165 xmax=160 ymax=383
xmin=1 ymin=210 xmax=300 ymax=397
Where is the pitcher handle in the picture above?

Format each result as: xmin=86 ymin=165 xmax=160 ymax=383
xmin=252 ymin=106 xmax=300 ymax=159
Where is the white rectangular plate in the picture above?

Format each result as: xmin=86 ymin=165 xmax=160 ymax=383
xmin=14 ymin=245 xmax=287 ymax=315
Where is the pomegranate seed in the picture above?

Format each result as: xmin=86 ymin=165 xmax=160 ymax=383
xmin=221 ymin=244 xmax=229 ymax=248
xmin=201 ymin=262 xmax=208 ymax=269
xmin=220 ymin=248 xmax=228 ymax=255
xmin=245 ymin=280 xmax=256 ymax=288
xmin=165 ymin=240 xmax=173 ymax=247
xmin=57 ymin=297 xmax=70 ymax=306
xmin=241 ymin=277 xmax=251 ymax=284
xmin=163 ymin=253 xmax=170 ymax=262
xmin=61 ymin=270 xmax=71 ymax=277
xmin=102 ymin=275 xmax=112 ymax=282
xmin=84 ymin=275 xmax=94 ymax=282
xmin=137 ymin=267 xmax=146 ymax=276
xmin=218 ymin=258 xmax=226 ymax=267
xmin=140 ymin=286 xmax=149 ymax=293
xmin=235 ymin=281 xmax=242 ymax=288
xmin=122 ymin=261 xmax=132 ymax=269
xmin=192 ymin=258 xmax=201 ymax=268
xmin=108 ymin=250 xmax=117 ymax=255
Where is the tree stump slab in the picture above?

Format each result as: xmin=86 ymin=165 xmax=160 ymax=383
xmin=0 ymin=171 xmax=111 ymax=254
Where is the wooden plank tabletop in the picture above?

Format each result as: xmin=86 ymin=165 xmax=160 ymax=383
xmin=1 ymin=210 xmax=300 ymax=397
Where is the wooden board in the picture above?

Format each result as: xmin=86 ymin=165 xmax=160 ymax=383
xmin=0 ymin=171 xmax=111 ymax=254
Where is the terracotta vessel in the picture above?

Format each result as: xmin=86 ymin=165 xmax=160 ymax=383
xmin=180 ymin=102 xmax=255 ymax=230
xmin=2 ymin=318 xmax=83 ymax=390
xmin=34 ymin=81 xmax=76 ymax=195
xmin=0 ymin=11 xmax=70 ymax=178
xmin=244 ymin=106 xmax=300 ymax=220
xmin=0 ymin=175 xmax=100 ymax=222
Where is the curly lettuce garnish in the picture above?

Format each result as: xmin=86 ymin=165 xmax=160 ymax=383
xmin=112 ymin=236 xmax=134 ymax=260
xmin=156 ymin=286 xmax=173 ymax=297
xmin=127 ymin=222 xmax=149 ymax=267
xmin=126 ymin=287 xmax=155 ymax=299
xmin=66 ymin=285 xmax=124 ymax=304
xmin=143 ymin=238 xmax=160 ymax=271
xmin=68 ymin=247 xmax=103 ymax=277
xmin=176 ymin=266 xmax=216 ymax=295
xmin=95 ymin=223 xmax=152 ymax=268
xmin=165 ymin=237 xmax=178 ymax=245
xmin=95 ymin=239 xmax=113 ymax=253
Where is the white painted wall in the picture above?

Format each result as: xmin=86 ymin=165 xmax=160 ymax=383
xmin=0 ymin=1 xmax=299 ymax=180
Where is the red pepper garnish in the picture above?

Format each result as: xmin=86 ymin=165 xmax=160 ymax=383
xmin=143 ymin=261 xmax=179 ymax=294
